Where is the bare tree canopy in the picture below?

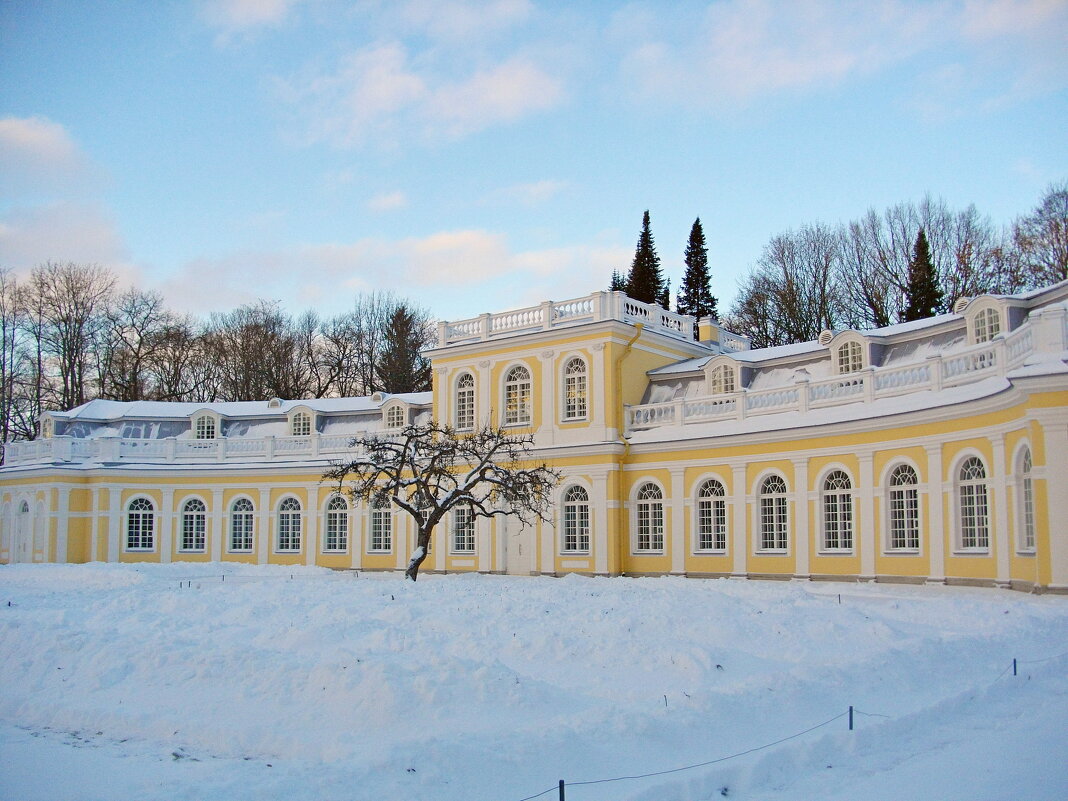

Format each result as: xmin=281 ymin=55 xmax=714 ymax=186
xmin=324 ymin=423 xmax=560 ymax=581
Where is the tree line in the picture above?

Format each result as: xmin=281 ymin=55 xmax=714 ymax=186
xmin=612 ymin=181 xmax=1067 ymax=348
xmin=0 ymin=262 xmax=433 ymax=443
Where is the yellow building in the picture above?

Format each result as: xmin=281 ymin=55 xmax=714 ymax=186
xmin=3 ymin=285 xmax=1067 ymax=592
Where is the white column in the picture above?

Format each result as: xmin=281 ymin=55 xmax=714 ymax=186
xmin=478 ymin=360 xmax=492 ymax=427
xmin=257 ymin=488 xmax=271 ymax=564
xmin=991 ymin=436 xmax=1011 ymax=587
xmin=396 ymin=512 xmax=408 ymax=571
xmin=210 ymin=488 xmax=224 ymax=562
xmin=434 ymin=511 xmax=446 ymax=572
xmin=1037 ymin=414 xmax=1068 ymax=589
xmin=107 ymin=487 xmax=121 ymax=562
xmin=90 ymin=488 xmax=99 ymax=562
xmin=925 ymin=445 xmax=945 ymax=583
xmin=56 ymin=486 xmax=70 ymax=563
xmin=159 ymin=488 xmax=174 ymax=563
xmin=541 ymin=513 xmax=556 ymax=575
xmin=539 ymin=350 xmax=556 ymax=446
xmin=436 ymin=367 xmax=450 ymax=427
xmin=670 ymin=468 xmax=685 ymax=574
xmin=793 ymin=459 xmax=810 ymax=578
xmin=593 ymin=472 xmax=610 ymax=574
xmin=590 ymin=343 xmax=607 ymax=440
xmin=858 ymin=452 xmax=876 ymax=580
xmin=350 ymin=502 xmax=363 ymax=570
xmin=731 ymin=464 xmax=747 ymax=577
xmin=305 ymin=485 xmax=319 ymax=567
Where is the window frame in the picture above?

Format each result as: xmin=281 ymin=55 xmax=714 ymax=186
xmin=323 ymin=494 xmax=349 ymax=553
xmin=193 ymin=414 xmax=217 ymax=440
xmin=289 ymin=410 xmax=312 ymax=437
xmin=819 ymin=470 xmax=854 ymax=552
xmin=125 ymin=496 xmax=155 ymax=552
xmin=454 ymin=372 xmax=476 ymax=431
xmin=634 ymin=482 xmax=665 ymax=553
xmin=503 ymin=364 xmax=532 ymax=426
xmin=707 ymin=363 xmax=736 ymax=395
xmin=1017 ymin=445 xmax=1036 ymax=553
xmin=384 ymin=404 xmax=406 ymax=430
xmin=451 ymin=505 xmax=476 ymax=553
xmin=228 ymin=497 xmax=255 ymax=553
xmin=886 ymin=463 xmax=920 ymax=552
xmin=561 ymin=485 xmax=591 ymax=553
xmin=694 ymin=477 xmax=728 ymax=553
xmin=275 ymin=496 xmax=302 ymax=553
xmin=368 ymin=498 xmax=393 ymax=553
xmin=757 ymin=474 xmax=789 ymax=552
xmin=835 ymin=340 xmax=864 ymax=375
xmin=956 ymin=455 xmax=990 ymax=552
xmin=179 ymin=497 xmax=207 ymax=553
xmin=973 ymin=306 xmax=1002 ymax=344
xmin=561 ymin=356 xmax=588 ymax=422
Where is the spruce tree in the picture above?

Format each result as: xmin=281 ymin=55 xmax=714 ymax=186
xmin=609 ymin=270 xmax=626 ymax=292
xmin=901 ymin=228 xmax=944 ymax=322
xmin=625 ymin=210 xmax=668 ymax=308
xmin=676 ymin=217 xmax=718 ymax=322
xmin=377 ymin=304 xmax=431 ymax=393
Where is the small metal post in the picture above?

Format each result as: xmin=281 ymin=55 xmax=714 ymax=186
xmin=559 ymin=779 xmax=565 ymax=800
xmin=848 ymin=705 xmax=854 ymax=731
xmin=1013 ymin=658 xmax=1017 ymax=676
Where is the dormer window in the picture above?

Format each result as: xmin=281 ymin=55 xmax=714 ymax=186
xmin=836 ymin=341 xmax=863 ymax=374
xmin=385 ymin=404 xmax=405 ymax=429
xmin=708 ymin=364 xmax=736 ymax=395
xmin=291 ymin=411 xmax=311 ymax=437
xmin=974 ymin=307 xmax=1001 ymax=343
xmin=194 ymin=415 xmax=216 ymax=440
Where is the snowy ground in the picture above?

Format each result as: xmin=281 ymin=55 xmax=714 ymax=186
xmin=1 ymin=563 xmax=1066 ymax=801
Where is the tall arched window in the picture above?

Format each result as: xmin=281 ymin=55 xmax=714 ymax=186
xmin=696 ymin=478 xmax=727 ymax=551
xmin=229 ymin=498 xmax=254 ymax=552
xmin=194 ymin=415 xmax=216 ymax=440
xmin=126 ymin=498 xmax=155 ymax=551
xmin=635 ymin=483 xmax=664 ymax=551
xmin=180 ymin=498 xmax=207 ymax=552
xmin=563 ymin=358 xmax=588 ymax=420
xmin=276 ymin=497 xmax=302 ymax=552
xmin=291 ymin=412 xmax=311 ymax=437
xmin=821 ymin=471 xmax=853 ymax=550
xmin=562 ymin=486 xmax=590 ymax=552
xmin=451 ymin=506 xmax=475 ymax=552
xmin=759 ymin=475 xmax=788 ymax=551
xmin=455 ymin=373 xmax=475 ymax=431
xmin=958 ymin=457 xmax=989 ymax=549
xmin=1018 ymin=448 xmax=1035 ymax=552
xmin=324 ymin=495 xmax=348 ymax=552
xmin=888 ymin=464 xmax=919 ymax=550
xmin=974 ymin=308 xmax=1001 ymax=343
xmin=370 ymin=498 xmax=392 ymax=552
xmin=708 ymin=364 xmax=735 ymax=395
xmin=504 ymin=365 xmax=532 ymax=425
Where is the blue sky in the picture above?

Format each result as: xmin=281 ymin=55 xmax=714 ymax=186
xmin=1 ymin=0 xmax=1065 ymax=323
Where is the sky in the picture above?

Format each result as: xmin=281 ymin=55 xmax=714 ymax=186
xmin=0 ymin=0 xmax=1066 ymax=324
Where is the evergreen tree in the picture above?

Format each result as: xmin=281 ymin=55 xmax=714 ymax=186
xmin=609 ymin=270 xmax=626 ymax=292
xmin=901 ymin=228 xmax=944 ymax=322
xmin=377 ymin=304 xmax=432 ymax=393
xmin=625 ymin=210 xmax=668 ymax=308
xmin=676 ymin=217 xmax=718 ymax=322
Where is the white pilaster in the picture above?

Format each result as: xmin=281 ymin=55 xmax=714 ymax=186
xmin=593 ymin=472 xmax=610 ymax=574
xmin=350 ymin=501 xmax=363 ymax=569
xmin=925 ymin=445 xmax=945 ymax=583
xmin=793 ymin=459 xmax=809 ymax=578
xmin=858 ymin=453 xmax=876 ymax=580
xmin=107 ymin=487 xmax=121 ymax=562
xmin=670 ymin=468 xmax=685 ymax=574
xmin=539 ymin=350 xmax=555 ymax=447
xmin=477 ymin=515 xmax=492 ymax=572
xmin=305 ymin=485 xmax=319 ymax=567
xmin=210 ymin=488 xmax=224 ymax=562
xmin=731 ymin=464 xmax=747 ymax=577
xmin=56 ymin=486 xmax=70 ymax=563
xmin=258 ymin=488 xmax=271 ymax=564
xmin=991 ymin=436 xmax=1011 ymax=586
xmin=90 ymin=488 xmax=99 ymax=562
xmin=160 ymin=488 xmax=174 ymax=563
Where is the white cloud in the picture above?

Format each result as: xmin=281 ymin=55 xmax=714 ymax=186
xmin=486 ymin=179 xmax=567 ymax=207
xmin=367 ymin=191 xmax=408 ymax=212
xmin=279 ymin=43 xmax=563 ymax=147
xmin=0 ymin=203 xmax=129 ymax=271
xmin=200 ymin=0 xmax=303 ymax=34
xmin=0 ymin=116 xmax=94 ymax=197
xmin=397 ymin=0 xmax=533 ymax=41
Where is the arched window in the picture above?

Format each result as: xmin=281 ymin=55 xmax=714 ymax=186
xmin=229 ymin=498 xmax=254 ymax=552
xmin=504 ymin=365 xmax=532 ymax=425
xmin=709 ymin=364 xmax=735 ymax=395
xmin=291 ymin=412 xmax=311 ymax=437
xmin=821 ymin=471 xmax=853 ymax=550
xmin=455 ymin=373 xmax=475 ymax=431
xmin=975 ymin=308 xmax=1001 ymax=343
xmin=696 ymin=478 xmax=727 ymax=551
xmin=369 ymin=497 xmax=392 ymax=552
xmin=563 ymin=358 xmax=588 ymax=420
xmin=759 ymin=475 xmax=788 ymax=551
xmin=385 ymin=405 xmax=405 ymax=429
xmin=562 ymin=486 xmax=590 ymax=552
xmin=126 ymin=498 xmax=155 ymax=551
xmin=958 ymin=457 xmax=989 ymax=550
xmin=276 ymin=497 xmax=302 ymax=552
xmin=888 ymin=464 xmax=919 ymax=550
xmin=451 ymin=506 xmax=475 ymax=553
xmin=194 ymin=415 xmax=216 ymax=440
xmin=635 ymin=483 xmax=664 ymax=551
xmin=180 ymin=498 xmax=207 ymax=552
xmin=837 ymin=341 xmax=863 ymax=374
xmin=1019 ymin=448 xmax=1035 ymax=552
xmin=324 ymin=495 xmax=348 ymax=552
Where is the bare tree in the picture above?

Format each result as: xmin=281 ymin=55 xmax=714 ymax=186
xmin=1013 ymin=180 xmax=1068 ymax=288
xmin=324 ymin=423 xmax=560 ymax=581
xmin=98 ymin=289 xmax=173 ymax=401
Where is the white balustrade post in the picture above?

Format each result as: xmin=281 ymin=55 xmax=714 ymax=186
xmin=622 ymin=405 xmax=632 ymax=437
xmin=480 ymin=313 xmax=491 ymax=340
xmin=311 ymin=432 xmax=320 ymax=458
xmin=863 ymin=367 xmax=875 ymax=403
xmin=995 ymin=338 xmax=1008 ymax=377
xmin=437 ymin=320 xmax=448 ymax=347
xmin=165 ymin=437 xmax=176 ymax=463
xmin=541 ymin=301 xmax=553 ymax=330
xmin=265 ymin=435 xmax=275 ymax=461
xmin=673 ymin=399 xmax=685 ymax=425
xmin=217 ymin=438 xmax=227 ymax=462
xmin=926 ymin=354 xmax=943 ymax=392
xmin=796 ymin=375 xmax=810 ymax=414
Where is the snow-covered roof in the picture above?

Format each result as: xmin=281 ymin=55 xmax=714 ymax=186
xmin=51 ymin=393 xmax=433 ymax=422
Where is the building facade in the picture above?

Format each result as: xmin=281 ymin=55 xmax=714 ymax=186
xmin=3 ymin=286 xmax=1068 ymax=592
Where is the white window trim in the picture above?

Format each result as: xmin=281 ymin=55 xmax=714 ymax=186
xmin=227 ymin=496 xmax=256 ymax=553
xmin=275 ymin=496 xmax=303 ymax=553
xmin=560 ymin=355 xmax=589 ymax=423
xmin=559 ymin=483 xmax=592 ymax=554
xmin=1013 ymin=442 xmax=1037 ymax=554
xmin=952 ymin=452 xmax=992 ymax=554
xmin=383 ymin=402 xmax=407 ymax=430
xmin=753 ymin=472 xmax=790 ymax=554
xmin=703 ymin=357 xmax=739 ymax=396
xmin=177 ymin=495 xmax=208 ymax=553
xmin=368 ymin=501 xmax=393 ymax=553
xmin=818 ymin=469 xmax=855 ymax=554
xmin=322 ymin=494 xmax=350 ymax=554
xmin=192 ymin=411 xmax=220 ymax=440
xmin=450 ymin=506 xmax=476 ymax=554
xmin=631 ymin=480 xmax=666 ymax=554
xmin=287 ymin=408 xmax=315 ymax=437
xmin=501 ymin=362 xmax=533 ymax=427
xmin=454 ymin=372 xmax=476 ymax=431
xmin=692 ymin=474 xmax=729 ymax=554
xmin=882 ymin=460 xmax=922 ymax=554
xmin=124 ymin=495 xmax=156 ymax=552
